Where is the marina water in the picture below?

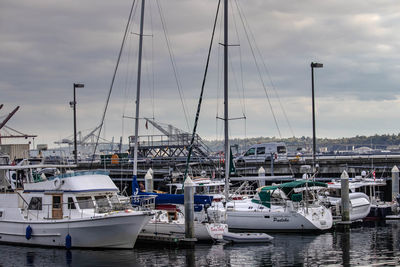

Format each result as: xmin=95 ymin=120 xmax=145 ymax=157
xmin=1 ymin=220 xmax=399 ymax=266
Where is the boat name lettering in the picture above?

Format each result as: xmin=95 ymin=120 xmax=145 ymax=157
xmin=273 ymin=217 xmax=289 ymax=222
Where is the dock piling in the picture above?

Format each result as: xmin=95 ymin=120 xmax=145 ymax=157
xmin=341 ymin=170 xmax=350 ymax=222
xmin=184 ymin=176 xmax=196 ymax=243
xmin=258 ymin=167 xmax=266 ymax=187
xmin=391 ymin=166 xmax=399 ymax=200
xmin=145 ymin=168 xmax=153 ymax=193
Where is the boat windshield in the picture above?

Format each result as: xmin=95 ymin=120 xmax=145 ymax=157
xmin=95 ymin=196 xmax=111 ymax=209
xmin=76 ymin=196 xmax=95 ymax=209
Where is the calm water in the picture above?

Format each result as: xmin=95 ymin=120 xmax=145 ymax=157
xmin=1 ymin=221 xmax=400 ymax=267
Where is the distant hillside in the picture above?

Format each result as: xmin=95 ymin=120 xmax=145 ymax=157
xmin=203 ymin=134 xmax=400 ymax=153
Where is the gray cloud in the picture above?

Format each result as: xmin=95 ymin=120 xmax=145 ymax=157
xmin=1 ymin=0 xmax=400 ymax=147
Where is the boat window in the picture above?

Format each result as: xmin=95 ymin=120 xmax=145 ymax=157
xmin=277 ymin=146 xmax=286 ymax=154
xmin=109 ymin=195 xmax=120 ymax=204
xmin=257 ymin=147 xmax=265 ymax=155
xmin=76 ymin=197 xmax=95 ymax=209
xmin=28 ymin=197 xmax=42 ymax=210
xmin=52 ymin=196 xmax=61 ymax=209
xmin=245 ymin=148 xmax=255 ymax=156
xmin=95 ymin=196 xmax=111 ymax=208
xmin=67 ymin=197 xmax=76 ymax=209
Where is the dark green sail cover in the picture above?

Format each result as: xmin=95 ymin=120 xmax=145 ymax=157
xmin=260 ymin=180 xmax=327 ymax=195
xmin=252 ymin=180 xmax=327 ymax=208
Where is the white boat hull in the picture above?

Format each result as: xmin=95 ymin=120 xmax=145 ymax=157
xmin=141 ymin=222 xmax=227 ymax=241
xmin=0 ymin=212 xmax=152 ymax=248
xmin=226 ymin=205 xmax=332 ymax=231
xmin=326 ymin=192 xmax=371 ymax=221
xmin=223 ymin=232 xmax=273 ymax=243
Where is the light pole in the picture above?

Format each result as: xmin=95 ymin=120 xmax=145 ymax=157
xmin=70 ymin=83 xmax=84 ymax=165
xmin=311 ymin=62 xmax=323 ymax=171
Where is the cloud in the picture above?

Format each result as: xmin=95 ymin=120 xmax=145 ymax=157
xmin=2 ymin=0 xmax=400 ymax=148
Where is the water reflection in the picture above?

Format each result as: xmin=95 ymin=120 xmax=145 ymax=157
xmin=1 ymin=221 xmax=400 ymax=266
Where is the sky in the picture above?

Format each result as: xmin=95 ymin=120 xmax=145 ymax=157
xmin=1 ymin=0 xmax=400 ymax=148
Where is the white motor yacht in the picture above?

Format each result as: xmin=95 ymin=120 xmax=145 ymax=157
xmin=0 ymin=164 xmax=154 ymax=249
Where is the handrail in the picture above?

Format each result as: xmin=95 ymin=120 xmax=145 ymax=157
xmin=23 ymin=194 xmax=157 ymax=220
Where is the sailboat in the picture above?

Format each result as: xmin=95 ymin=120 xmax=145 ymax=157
xmin=207 ymin=0 xmax=333 ymax=232
xmin=130 ymin=0 xmax=227 ymax=241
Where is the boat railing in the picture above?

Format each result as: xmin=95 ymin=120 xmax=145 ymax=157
xmin=21 ymin=194 xmax=157 ymax=221
xmin=46 ymin=170 xmax=109 ymax=181
xmin=132 ymin=195 xmax=156 ymax=210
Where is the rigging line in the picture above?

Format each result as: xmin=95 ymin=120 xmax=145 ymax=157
xmin=234 ymin=0 xmax=282 ymax=138
xmin=90 ymin=0 xmax=137 ymax=168
xmin=230 ymin=0 xmax=246 ymax=117
xmin=156 ymin=0 xmax=191 ymax=132
xmin=236 ymin=1 xmax=294 ymax=137
xmin=121 ymin=11 xmax=137 ymax=125
xmin=184 ymin=0 xmax=221 ymax=181
xmin=228 ymin=54 xmax=245 ymax=117
xmin=215 ymin=7 xmax=224 ymax=140
xmin=122 ymin=1 xmax=139 ymax=118
xmin=3 ymin=125 xmax=25 ymax=136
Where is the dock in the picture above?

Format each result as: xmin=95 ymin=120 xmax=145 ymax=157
xmin=137 ymin=232 xmax=197 ymax=247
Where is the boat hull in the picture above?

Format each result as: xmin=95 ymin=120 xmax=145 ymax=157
xmin=226 ymin=206 xmax=332 ymax=231
xmin=141 ymin=222 xmax=227 ymax=241
xmin=223 ymin=232 xmax=273 ymax=243
xmin=0 ymin=212 xmax=152 ymax=249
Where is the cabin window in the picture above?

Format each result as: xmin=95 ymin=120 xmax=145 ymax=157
xmin=244 ymin=148 xmax=255 ymax=156
xmin=95 ymin=196 xmax=111 ymax=208
xmin=76 ymin=197 xmax=95 ymax=209
xmin=52 ymin=196 xmax=61 ymax=209
xmin=257 ymin=147 xmax=265 ymax=155
xmin=28 ymin=197 xmax=42 ymax=210
xmin=67 ymin=197 xmax=76 ymax=209
xmin=277 ymin=146 xmax=286 ymax=154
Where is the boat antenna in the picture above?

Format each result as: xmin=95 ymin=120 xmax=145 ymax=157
xmin=183 ymin=0 xmax=221 ymax=182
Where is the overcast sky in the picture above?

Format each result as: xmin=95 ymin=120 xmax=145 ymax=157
xmin=1 ymin=0 xmax=400 ymax=148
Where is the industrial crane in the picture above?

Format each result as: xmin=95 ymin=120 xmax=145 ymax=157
xmin=0 ymin=105 xmax=37 ymax=144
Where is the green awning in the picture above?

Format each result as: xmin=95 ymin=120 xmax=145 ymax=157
xmin=258 ymin=180 xmax=328 ymax=196
xmin=252 ymin=180 xmax=327 ymax=208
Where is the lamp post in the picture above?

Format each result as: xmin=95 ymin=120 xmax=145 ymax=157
xmin=70 ymin=83 xmax=84 ymax=165
xmin=311 ymin=62 xmax=323 ymax=172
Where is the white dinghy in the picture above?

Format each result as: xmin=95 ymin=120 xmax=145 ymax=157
xmin=223 ymin=232 xmax=273 ymax=243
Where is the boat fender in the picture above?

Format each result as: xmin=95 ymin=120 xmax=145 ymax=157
xmin=26 ymin=225 xmax=32 ymax=240
xmin=53 ymin=178 xmax=61 ymax=190
xmin=65 ymin=234 xmax=72 ymax=249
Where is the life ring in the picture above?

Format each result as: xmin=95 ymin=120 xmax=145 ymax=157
xmin=53 ymin=178 xmax=62 ymax=190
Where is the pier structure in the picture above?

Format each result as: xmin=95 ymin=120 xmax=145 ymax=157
xmin=234 ymin=154 xmax=400 ymax=179
xmin=128 ymin=118 xmax=214 ymax=164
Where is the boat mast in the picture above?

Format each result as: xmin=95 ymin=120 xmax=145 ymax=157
xmin=223 ymin=0 xmax=229 ymax=200
xmin=133 ymin=0 xmax=146 ymax=180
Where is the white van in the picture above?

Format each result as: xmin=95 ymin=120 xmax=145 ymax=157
xmin=235 ymin=142 xmax=287 ymax=163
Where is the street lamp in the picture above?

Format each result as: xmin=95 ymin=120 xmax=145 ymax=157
xmin=70 ymin=83 xmax=84 ymax=165
xmin=311 ymin=62 xmax=323 ymax=172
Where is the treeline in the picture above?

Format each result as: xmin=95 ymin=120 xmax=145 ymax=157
xmin=203 ymin=133 xmax=400 ymax=153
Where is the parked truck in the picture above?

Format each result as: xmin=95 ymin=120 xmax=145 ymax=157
xmin=235 ymin=142 xmax=287 ymax=163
